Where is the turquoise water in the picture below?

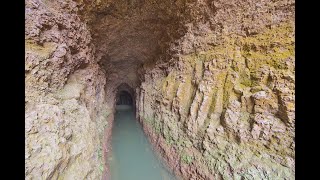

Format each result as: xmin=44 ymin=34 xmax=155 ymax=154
xmin=109 ymin=105 xmax=176 ymax=180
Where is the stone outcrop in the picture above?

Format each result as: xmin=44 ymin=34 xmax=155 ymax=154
xmin=25 ymin=0 xmax=295 ymax=179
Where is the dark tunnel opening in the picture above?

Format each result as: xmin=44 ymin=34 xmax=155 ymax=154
xmin=116 ymin=90 xmax=133 ymax=105
xmin=115 ymin=83 xmax=135 ymax=108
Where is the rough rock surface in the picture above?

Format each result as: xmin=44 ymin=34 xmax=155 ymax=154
xmin=25 ymin=0 xmax=111 ymax=179
xmin=136 ymin=0 xmax=295 ymax=179
xmin=25 ymin=0 xmax=295 ymax=179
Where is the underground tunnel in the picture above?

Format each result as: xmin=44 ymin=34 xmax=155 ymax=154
xmin=111 ymin=84 xmax=175 ymax=180
xmin=25 ymin=0 xmax=295 ymax=179
xmin=115 ymin=83 xmax=135 ymax=107
xmin=116 ymin=91 xmax=133 ymax=106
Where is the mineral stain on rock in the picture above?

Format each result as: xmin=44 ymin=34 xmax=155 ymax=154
xmin=25 ymin=0 xmax=295 ymax=179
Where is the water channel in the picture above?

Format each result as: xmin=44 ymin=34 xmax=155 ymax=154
xmin=109 ymin=105 xmax=176 ymax=180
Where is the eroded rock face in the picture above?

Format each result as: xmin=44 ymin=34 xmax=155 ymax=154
xmin=25 ymin=0 xmax=111 ymax=179
xmin=136 ymin=0 xmax=295 ymax=179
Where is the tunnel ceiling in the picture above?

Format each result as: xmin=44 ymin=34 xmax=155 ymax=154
xmin=83 ymin=0 xmax=281 ymax=90
xmin=83 ymin=0 xmax=219 ymax=90
xmin=87 ymin=0 xmax=189 ymax=88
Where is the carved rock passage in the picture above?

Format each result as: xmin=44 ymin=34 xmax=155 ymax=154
xmin=25 ymin=0 xmax=295 ymax=179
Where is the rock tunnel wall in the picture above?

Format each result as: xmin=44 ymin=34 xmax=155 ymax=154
xmin=25 ymin=0 xmax=295 ymax=179
xmin=136 ymin=0 xmax=295 ymax=179
xmin=25 ymin=0 xmax=111 ymax=179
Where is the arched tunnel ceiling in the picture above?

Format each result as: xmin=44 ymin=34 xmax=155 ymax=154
xmin=88 ymin=0 xmax=188 ymax=88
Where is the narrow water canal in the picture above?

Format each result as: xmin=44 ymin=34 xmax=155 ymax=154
xmin=109 ymin=105 xmax=176 ymax=180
